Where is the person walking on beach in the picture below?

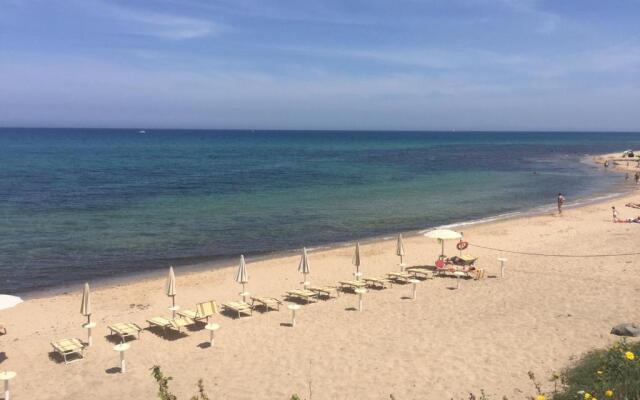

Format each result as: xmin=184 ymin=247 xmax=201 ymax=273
xmin=557 ymin=193 xmax=565 ymax=215
xmin=612 ymin=206 xmax=619 ymax=222
xmin=635 ymin=171 xmax=640 ymax=185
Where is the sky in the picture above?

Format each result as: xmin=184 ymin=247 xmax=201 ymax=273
xmin=1 ymin=0 xmax=639 ymax=131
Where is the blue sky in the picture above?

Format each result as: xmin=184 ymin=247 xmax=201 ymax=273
xmin=1 ymin=0 xmax=639 ymax=130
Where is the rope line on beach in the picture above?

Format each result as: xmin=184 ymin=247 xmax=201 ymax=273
xmin=467 ymin=242 xmax=640 ymax=258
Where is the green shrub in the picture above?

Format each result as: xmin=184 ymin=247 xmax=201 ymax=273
xmin=553 ymin=339 xmax=640 ymax=400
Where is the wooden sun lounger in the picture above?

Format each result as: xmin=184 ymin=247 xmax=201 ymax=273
xmin=51 ymin=338 xmax=85 ymax=364
xmin=338 ymin=280 xmax=367 ymax=292
xmin=307 ymin=285 xmax=339 ymax=298
xmin=147 ymin=316 xmax=195 ymax=335
xmin=285 ymin=289 xmax=318 ymax=304
xmin=386 ymin=272 xmax=413 ymax=283
xmin=363 ymin=277 xmax=392 ymax=289
xmin=222 ymin=301 xmax=254 ymax=318
xmin=108 ymin=322 xmax=143 ymax=343
xmin=178 ymin=300 xmax=219 ymax=323
xmin=251 ymin=296 xmax=282 ymax=311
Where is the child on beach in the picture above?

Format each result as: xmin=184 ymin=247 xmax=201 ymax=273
xmin=557 ymin=193 xmax=565 ymax=215
xmin=612 ymin=206 xmax=619 ymax=222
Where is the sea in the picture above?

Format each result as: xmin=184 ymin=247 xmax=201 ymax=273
xmin=2 ymin=129 xmax=640 ymax=294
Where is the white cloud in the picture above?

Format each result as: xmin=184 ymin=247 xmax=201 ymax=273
xmin=99 ymin=1 xmax=220 ymax=40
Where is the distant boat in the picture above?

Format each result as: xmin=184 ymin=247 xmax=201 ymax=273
xmin=139 ymin=130 xmax=146 ymax=134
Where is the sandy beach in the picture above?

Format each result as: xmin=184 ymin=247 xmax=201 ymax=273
xmin=1 ymin=157 xmax=640 ymax=400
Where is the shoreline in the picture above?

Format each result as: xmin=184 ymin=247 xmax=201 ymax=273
xmin=3 ymin=150 xmax=640 ymax=399
xmin=19 ymin=151 xmax=635 ymax=301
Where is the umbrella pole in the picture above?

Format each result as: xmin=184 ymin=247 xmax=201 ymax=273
xmin=441 ymin=240 xmax=444 ymax=258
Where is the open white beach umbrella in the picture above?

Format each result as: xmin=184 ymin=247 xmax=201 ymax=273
xmin=0 ymin=294 xmax=22 ymax=311
xmin=352 ymin=242 xmax=361 ymax=274
xmin=80 ymin=282 xmax=92 ymax=324
xmin=424 ymin=229 xmax=462 ymax=257
xmin=396 ymin=234 xmax=406 ymax=266
xmin=165 ymin=266 xmax=177 ymax=307
xmin=298 ymin=247 xmax=311 ymax=284
xmin=235 ymin=255 xmax=249 ymax=294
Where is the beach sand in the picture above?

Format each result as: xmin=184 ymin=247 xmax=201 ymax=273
xmin=1 ymin=167 xmax=640 ymax=399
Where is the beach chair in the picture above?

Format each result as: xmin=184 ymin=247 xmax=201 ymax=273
xmin=178 ymin=300 xmax=219 ymax=323
xmin=108 ymin=322 xmax=143 ymax=343
xmin=447 ymin=255 xmax=478 ymax=268
xmin=51 ymin=338 xmax=85 ymax=364
xmin=473 ymin=268 xmax=486 ymax=280
xmin=308 ymin=285 xmax=339 ymax=299
xmin=405 ymin=267 xmax=434 ymax=280
xmin=434 ymin=259 xmax=455 ymax=276
xmin=222 ymin=301 xmax=254 ymax=318
xmin=147 ymin=316 xmax=195 ymax=335
xmin=363 ymin=277 xmax=392 ymax=289
xmin=386 ymin=272 xmax=412 ymax=283
xmin=285 ymin=289 xmax=318 ymax=304
xmin=338 ymin=280 xmax=367 ymax=292
xmin=251 ymin=296 xmax=282 ymax=311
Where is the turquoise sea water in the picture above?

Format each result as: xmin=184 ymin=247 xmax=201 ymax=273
xmin=1 ymin=129 xmax=639 ymax=293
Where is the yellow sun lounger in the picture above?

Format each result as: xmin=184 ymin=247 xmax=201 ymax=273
xmin=363 ymin=277 xmax=392 ymax=289
xmin=147 ymin=316 xmax=195 ymax=335
xmin=285 ymin=289 xmax=318 ymax=303
xmin=250 ymin=296 xmax=282 ymax=311
xmin=307 ymin=285 xmax=339 ymax=298
xmin=405 ymin=267 xmax=434 ymax=279
xmin=51 ymin=338 xmax=85 ymax=364
xmin=222 ymin=301 xmax=254 ymax=318
xmin=386 ymin=272 xmax=413 ymax=283
xmin=108 ymin=322 xmax=143 ymax=343
xmin=177 ymin=300 xmax=219 ymax=323
xmin=338 ymin=280 xmax=367 ymax=292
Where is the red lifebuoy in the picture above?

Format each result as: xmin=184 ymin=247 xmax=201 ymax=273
xmin=456 ymin=241 xmax=469 ymax=251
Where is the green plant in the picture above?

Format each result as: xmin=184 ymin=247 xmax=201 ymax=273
xmin=553 ymin=339 xmax=640 ymax=400
xmin=150 ymin=366 xmax=210 ymax=400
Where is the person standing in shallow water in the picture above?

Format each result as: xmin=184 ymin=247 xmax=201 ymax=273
xmin=557 ymin=193 xmax=565 ymax=215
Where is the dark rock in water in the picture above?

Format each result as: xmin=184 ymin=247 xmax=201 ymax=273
xmin=611 ymin=323 xmax=640 ymax=337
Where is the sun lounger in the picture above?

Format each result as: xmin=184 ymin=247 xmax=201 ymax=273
xmin=285 ymin=289 xmax=318 ymax=303
xmin=405 ymin=267 xmax=434 ymax=279
xmin=178 ymin=300 xmax=219 ymax=323
xmin=222 ymin=301 xmax=254 ymax=318
xmin=147 ymin=316 xmax=195 ymax=335
xmin=447 ymin=255 xmax=478 ymax=267
xmin=307 ymin=285 xmax=339 ymax=298
xmin=473 ymin=268 xmax=486 ymax=280
xmin=108 ymin=322 xmax=143 ymax=343
xmin=51 ymin=338 xmax=85 ymax=364
xmin=251 ymin=296 xmax=282 ymax=311
xmin=363 ymin=277 xmax=392 ymax=289
xmin=338 ymin=280 xmax=367 ymax=292
xmin=386 ymin=272 xmax=413 ymax=283
xmin=434 ymin=259 xmax=456 ymax=276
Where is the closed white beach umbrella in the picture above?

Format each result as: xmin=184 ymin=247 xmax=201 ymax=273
xmin=235 ymin=255 xmax=249 ymax=294
xmin=424 ymin=229 xmax=462 ymax=257
xmin=80 ymin=282 xmax=92 ymax=324
xmin=0 ymin=295 xmax=22 ymax=311
xmin=298 ymin=247 xmax=311 ymax=285
xmin=396 ymin=234 xmax=406 ymax=266
xmin=165 ymin=266 xmax=177 ymax=308
xmin=353 ymin=242 xmax=361 ymax=275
